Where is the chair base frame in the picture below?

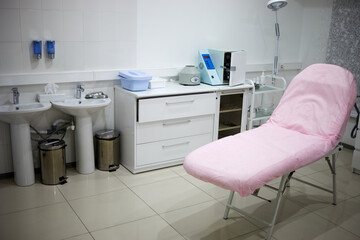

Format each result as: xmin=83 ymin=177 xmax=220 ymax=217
xmin=222 ymin=144 xmax=342 ymax=240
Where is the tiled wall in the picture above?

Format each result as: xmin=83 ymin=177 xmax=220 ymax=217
xmin=0 ymin=0 xmax=137 ymax=74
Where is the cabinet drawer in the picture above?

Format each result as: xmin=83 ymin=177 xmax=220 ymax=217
xmin=138 ymin=93 xmax=216 ymax=123
xmin=136 ymin=133 xmax=212 ymax=167
xmin=137 ymin=115 xmax=214 ymax=144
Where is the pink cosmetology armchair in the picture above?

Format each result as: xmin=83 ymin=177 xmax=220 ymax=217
xmin=183 ymin=64 xmax=357 ymax=240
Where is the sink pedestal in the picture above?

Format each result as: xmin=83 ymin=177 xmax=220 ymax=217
xmin=75 ymin=116 xmax=95 ymax=174
xmin=10 ymin=123 xmax=35 ymax=186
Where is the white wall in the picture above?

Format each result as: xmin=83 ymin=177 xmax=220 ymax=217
xmin=137 ymin=0 xmax=308 ymax=69
xmin=0 ymin=0 xmax=336 ymax=174
xmin=0 ymin=0 xmax=137 ymax=74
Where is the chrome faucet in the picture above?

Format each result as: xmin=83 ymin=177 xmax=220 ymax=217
xmin=76 ymin=84 xmax=84 ymax=99
xmin=11 ymin=88 xmax=20 ymax=105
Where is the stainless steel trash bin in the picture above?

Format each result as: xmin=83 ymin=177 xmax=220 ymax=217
xmin=95 ymin=129 xmax=120 ymax=171
xmin=39 ymin=139 xmax=67 ymax=185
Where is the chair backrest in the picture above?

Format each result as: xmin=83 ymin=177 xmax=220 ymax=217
xmin=268 ymin=64 xmax=357 ymax=144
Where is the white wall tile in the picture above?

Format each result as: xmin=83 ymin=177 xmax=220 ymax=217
xmin=41 ymin=0 xmax=61 ymax=10
xmin=20 ymin=9 xmax=43 ymax=41
xmin=118 ymin=0 xmax=136 ymax=12
xmin=63 ymin=11 xmax=83 ymax=41
xmin=63 ymin=42 xmax=84 ymax=71
xmin=62 ymin=0 xmax=83 ymax=10
xmin=83 ymin=11 xmax=101 ymax=41
xmin=0 ymin=143 xmax=13 ymax=173
xmin=43 ymin=10 xmax=63 ymax=40
xmin=101 ymin=11 xmax=120 ymax=41
xmin=0 ymin=0 xmax=20 ymax=9
xmin=0 ymin=42 xmax=23 ymax=73
xmin=118 ymin=10 xmax=136 ymax=42
xmin=84 ymin=41 xmax=101 ymax=70
xmin=100 ymin=41 xmax=136 ymax=69
xmin=20 ymin=0 xmax=41 ymax=9
xmin=83 ymin=0 xmax=100 ymax=11
xmin=21 ymin=41 xmax=46 ymax=72
xmin=0 ymin=9 xmax=21 ymax=41
xmin=99 ymin=0 xmax=120 ymax=11
xmin=43 ymin=41 xmax=64 ymax=71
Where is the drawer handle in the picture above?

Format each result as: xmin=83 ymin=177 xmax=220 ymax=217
xmin=163 ymin=119 xmax=191 ymax=126
xmin=162 ymin=141 xmax=190 ymax=148
xmin=165 ymin=100 xmax=194 ymax=105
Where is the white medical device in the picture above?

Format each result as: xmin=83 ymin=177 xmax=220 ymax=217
xmin=198 ymin=49 xmax=222 ymax=85
xmin=198 ymin=49 xmax=246 ymax=86
xmin=208 ymin=49 xmax=246 ymax=86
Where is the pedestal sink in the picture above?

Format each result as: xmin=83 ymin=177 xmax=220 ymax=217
xmin=52 ymin=98 xmax=111 ymax=174
xmin=0 ymin=102 xmax=51 ymax=186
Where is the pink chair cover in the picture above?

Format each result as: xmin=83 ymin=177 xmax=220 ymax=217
xmin=183 ymin=64 xmax=357 ymax=197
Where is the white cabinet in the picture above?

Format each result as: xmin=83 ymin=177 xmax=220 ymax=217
xmin=115 ymin=82 xmax=251 ymax=173
xmin=115 ymin=86 xmax=217 ymax=173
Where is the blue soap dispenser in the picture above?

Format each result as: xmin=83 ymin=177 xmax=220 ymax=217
xmin=33 ymin=40 xmax=42 ymax=59
xmin=46 ymin=40 xmax=55 ymax=59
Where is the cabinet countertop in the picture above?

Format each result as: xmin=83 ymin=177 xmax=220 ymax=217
xmin=115 ymin=81 xmax=253 ymax=99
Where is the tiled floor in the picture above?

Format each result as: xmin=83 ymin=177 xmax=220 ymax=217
xmin=1 ymin=148 xmax=360 ymax=240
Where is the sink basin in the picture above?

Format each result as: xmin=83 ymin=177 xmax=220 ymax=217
xmin=52 ymin=98 xmax=111 ymax=174
xmin=52 ymin=98 xmax=111 ymax=117
xmin=0 ymin=102 xmax=51 ymax=124
xmin=0 ymin=102 xmax=51 ymax=186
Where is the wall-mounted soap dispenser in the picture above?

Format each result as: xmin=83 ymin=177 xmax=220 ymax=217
xmin=33 ymin=40 xmax=42 ymax=59
xmin=46 ymin=40 xmax=55 ymax=59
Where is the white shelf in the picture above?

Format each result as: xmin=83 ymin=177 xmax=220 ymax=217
xmin=254 ymin=85 xmax=284 ymax=94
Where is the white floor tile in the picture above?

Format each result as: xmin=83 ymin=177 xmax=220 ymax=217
xmin=0 ymin=202 xmax=87 ymax=240
xmin=296 ymin=158 xmax=332 ymax=176
xmin=230 ymin=230 xmax=276 ymax=240
xmin=69 ymin=188 xmax=156 ymax=231
xmin=314 ymin=197 xmax=360 ymax=237
xmin=91 ymin=215 xmax=184 ymax=240
xmin=161 ymin=200 xmax=258 ymax=240
xmin=168 ymin=165 xmax=188 ymax=176
xmin=272 ymin=212 xmax=360 ymax=240
xmin=113 ymin=165 xmax=179 ymax=187
xmin=0 ymin=178 xmax=65 ymax=215
xmin=183 ymin=174 xmax=230 ymax=199
xmin=218 ymin=188 xmax=309 ymax=228
xmin=131 ymin=177 xmax=213 ymax=214
xmin=307 ymin=166 xmax=360 ymax=197
xmin=284 ymin=175 xmax=352 ymax=211
xmin=64 ymin=233 xmax=94 ymax=240
xmin=57 ymin=168 xmax=127 ymax=200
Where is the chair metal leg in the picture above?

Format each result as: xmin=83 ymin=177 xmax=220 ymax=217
xmin=332 ymin=153 xmax=337 ymax=205
xmin=266 ymin=173 xmax=289 ymax=240
xmin=223 ymin=191 xmax=235 ymax=219
xmin=325 ymin=154 xmax=337 ymax=205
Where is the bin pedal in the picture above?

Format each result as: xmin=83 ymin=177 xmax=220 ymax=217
xmin=109 ymin=164 xmax=118 ymax=172
xmin=59 ymin=176 xmax=68 ymax=185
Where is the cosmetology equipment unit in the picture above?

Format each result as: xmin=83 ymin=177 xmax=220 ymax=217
xmin=198 ymin=49 xmax=246 ymax=86
xmin=209 ymin=49 xmax=246 ymax=86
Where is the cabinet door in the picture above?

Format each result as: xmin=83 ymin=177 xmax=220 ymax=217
xmin=137 ymin=115 xmax=214 ymax=144
xmin=138 ymin=93 xmax=216 ymax=123
xmin=136 ymin=133 xmax=212 ymax=167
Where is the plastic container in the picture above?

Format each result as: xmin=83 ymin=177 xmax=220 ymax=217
xmin=118 ymin=70 xmax=152 ymax=91
xmin=39 ymin=139 xmax=67 ymax=185
xmin=95 ymin=129 xmax=120 ymax=172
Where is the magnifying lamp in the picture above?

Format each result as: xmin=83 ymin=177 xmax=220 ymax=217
xmin=267 ymin=0 xmax=287 ymax=76
xmin=267 ymin=0 xmax=287 ymax=11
